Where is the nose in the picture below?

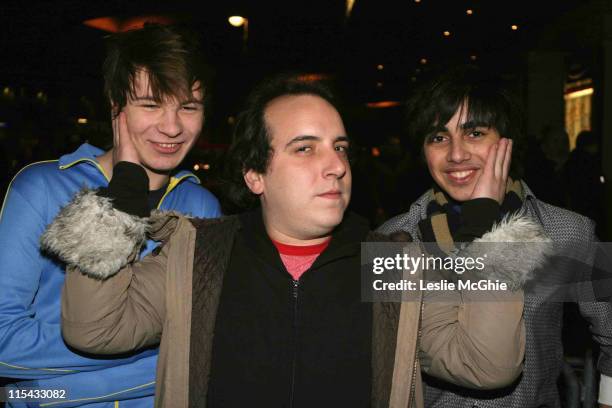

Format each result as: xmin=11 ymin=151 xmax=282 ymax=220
xmin=323 ymin=147 xmax=348 ymax=179
xmin=157 ymin=109 xmax=183 ymax=138
xmin=447 ymin=139 xmax=471 ymax=163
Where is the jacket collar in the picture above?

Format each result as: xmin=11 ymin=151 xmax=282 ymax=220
xmin=58 ymin=143 xmax=200 ymax=186
xmin=520 ymin=181 xmax=537 ymax=200
xmin=172 ymin=170 xmax=200 ymax=184
xmin=314 ymin=211 xmax=370 ymax=269
xmin=238 ymin=208 xmax=371 ymax=273
xmin=58 ymin=143 xmax=104 ymax=167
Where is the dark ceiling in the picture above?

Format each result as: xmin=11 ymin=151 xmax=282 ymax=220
xmin=0 ymin=0 xmax=590 ymax=125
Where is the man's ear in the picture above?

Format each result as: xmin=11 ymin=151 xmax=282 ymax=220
xmin=244 ymin=169 xmax=264 ymax=195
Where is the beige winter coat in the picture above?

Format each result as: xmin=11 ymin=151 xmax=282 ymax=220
xmin=41 ymin=192 xmax=553 ymax=407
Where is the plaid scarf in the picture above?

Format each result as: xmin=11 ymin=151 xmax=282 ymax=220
xmin=418 ymin=179 xmax=524 ymax=256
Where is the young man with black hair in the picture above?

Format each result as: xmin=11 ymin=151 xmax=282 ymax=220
xmin=0 ymin=24 xmax=220 ymax=407
xmin=41 ymin=74 xmax=553 ymax=407
xmin=378 ymin=65 xmax=612 ymax=408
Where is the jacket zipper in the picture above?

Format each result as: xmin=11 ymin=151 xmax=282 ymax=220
xmin=289 ymin=279 xmax=299 ymax=408
xmin=407 ymin=300 xmax=424 ymax=406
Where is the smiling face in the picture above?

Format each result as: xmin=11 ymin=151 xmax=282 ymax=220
xmin=122 ymin=70 xmax=204 ymax=178
xmin=244 ymin=94 xmax=351 ymax=244
xmin=423 ymin=103 xmax=501 ymax=202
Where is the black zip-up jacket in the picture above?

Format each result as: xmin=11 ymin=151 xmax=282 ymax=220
xmin=205 ymin=209 xmax=373 ymax=407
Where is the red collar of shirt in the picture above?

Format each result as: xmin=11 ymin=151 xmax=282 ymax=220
xmin=271 ymin=238 xmax=331 ymax=256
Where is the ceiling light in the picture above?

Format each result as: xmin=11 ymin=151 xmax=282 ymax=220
xmin=366 ymin=101 xmax=401 ymax=109
xmin=228 ymin=16 xmax=246 ymax=27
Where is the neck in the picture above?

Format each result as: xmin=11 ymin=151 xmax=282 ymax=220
xmin=268 ymin=231 xmax=331 ymax=246
xmin=261 ymin=215 xmax=331 ymax=247
xmin=97 ymin=149 xmax=170 ymax=190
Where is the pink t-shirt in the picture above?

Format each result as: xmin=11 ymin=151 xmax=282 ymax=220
xmin=271 ymin=238 xmax=331 ymax=281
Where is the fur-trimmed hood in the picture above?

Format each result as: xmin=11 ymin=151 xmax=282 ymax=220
xmin=469 ymin=211 xmax=554 ymax=287
xmin=40 ymin=189 xmax=149 ymax=279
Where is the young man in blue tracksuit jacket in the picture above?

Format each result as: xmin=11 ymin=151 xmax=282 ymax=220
xmin=0 ymin=25 xmax=221 ymax=407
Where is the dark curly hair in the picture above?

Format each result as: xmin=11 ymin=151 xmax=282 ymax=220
xmin=223 ymin=74 xmax=341 ymax=210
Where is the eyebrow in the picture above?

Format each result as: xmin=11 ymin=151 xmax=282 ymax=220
xmin=131 ymin=96 xmax=157 ymax=102
xmin=181 ymin=98 xmax=204 ymax=105
xmin=432 ymin=121 xmax=491 ymax=133
xmin=284 ymin=135 xmax=350 ymax=150
xmin=131 ymin=95 xmax=204 ymax=105
xmin=335 ymin=136 xmax=350 ymax=143
xmin=460 ymin=120 xmax=491 ymax=130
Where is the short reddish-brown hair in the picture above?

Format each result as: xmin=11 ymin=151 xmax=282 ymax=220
xmin=103 ymin=23 xmax=208 ymax=115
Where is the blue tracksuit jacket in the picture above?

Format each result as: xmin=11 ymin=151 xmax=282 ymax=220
xmin=0 ymin=143 xmax=221 ymax=407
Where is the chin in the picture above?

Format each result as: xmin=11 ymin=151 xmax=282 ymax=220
xmin=446 ymin=188 xmax=472 ymax=203
xmin=145 ymin=160 xmax=182 ymax=173
xmin=321 ymin=211 xmax=346 ymax=229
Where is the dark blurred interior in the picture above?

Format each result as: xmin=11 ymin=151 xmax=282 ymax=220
xmin=1 ymin=1 xmax=611 ymax=404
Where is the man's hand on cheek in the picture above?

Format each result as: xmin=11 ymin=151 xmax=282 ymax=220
xmin=112 ymin=110 xmax=142 ymax=167
xmin=470 ymin=138 xmax=512 ymax=204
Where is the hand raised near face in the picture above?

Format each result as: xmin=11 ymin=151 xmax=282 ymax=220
xmin=111 ymin=110 xmax=142 ymax=167
xmin=470 ymin=138 xmax=512 ymax=204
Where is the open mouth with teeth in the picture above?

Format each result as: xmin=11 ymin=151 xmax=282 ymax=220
xmin=151 ymin=142 xmax=182 ymax=154
xmin=446 ymin=169 xmax=476 ymax=183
